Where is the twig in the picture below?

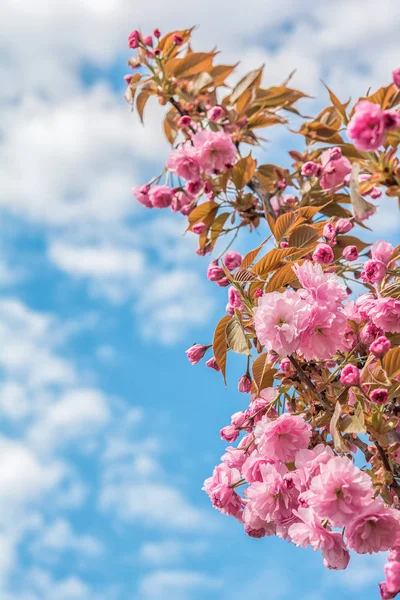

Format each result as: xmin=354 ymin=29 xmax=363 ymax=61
xmin=289 ymin=355 xmax=332 ymax=412
xmin=247 ymin=177 xmax=276 ymax=220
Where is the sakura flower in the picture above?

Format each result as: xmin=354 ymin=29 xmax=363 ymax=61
xmin=336 ymin=218 xmax=353 ymax=233
xmin=242 ymin=503 xmax=276 ymax=538
xmin=370 ymin=336 xmax=391 ymax=357
xmin=224 ymin=251 xmax=242 ymax=270
xmin=242 ymin=455 xmax=275 ymax=483
xmin=253 ymin=290 xmax=312 ymax=356
xmin=361 ymin=259 xmax=387 ymax=284
xmin=371 ymin=240 xmax=394 ymax=265
xmin=166 ymin=146 xmax=201 ymax=182
xmin=149 ymin=185 xmax=174 ymax=208
xmin=245 ymin=462 xmax=297 ymax=522
xmin=308 ymin=456 xmax=374 ymax=527
xmin=298 ymin=306 xmax=349 ymax=361
xmin=340 ymin=364 xmax=360 ymax=386
xmin=393 ymin=68 xmax=400 ymax=88
xmin=342 ymin=245 xmax=359 ymax=261
xmin=320 ymin=147 xmax=351 ymax=189
xmin=293 ymin=261 xmax=347 ymax=309
xmin=384 ymin=560 xmax=400 ymax=594
xmin=192 ymin=130 xmax=236 ymax=175
xmin=346 ymin=501 xmax=399 ymax=554
xmin=368 ymin=297 xmax=400 ymax=333
xmin=347 ymin=100 xmax=386 ymax=151
xmin=132 ymin=184 xmax=152 ymax=208
xmin=312 ymin=243 xmax=334 ymax=265
xmin=255 ymin=413 xmax=311 ymax=463
xmin=185 ymin=344 xmax=208 ymax=364
xmin=203 ymin=463 xmax=243 ymax=517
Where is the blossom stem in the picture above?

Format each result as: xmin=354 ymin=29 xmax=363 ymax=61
xmin=288 ymin=355 xmax=332 ymax=412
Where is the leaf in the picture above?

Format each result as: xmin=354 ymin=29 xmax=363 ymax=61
xmin=124 ymin=73 xmax=142 ymax=104
xmin=137 ymin=90 xmax=151 ymax=123
xmin=383 ymin=348 xmax=400 ymax=379
xmin=252 ymin=248 xmax=300 ymax=277
xmin=254 ymin=86 xmax=307 ymax=108
xmin=299 ymin=202 xmax=332 ymax=220
xmin=212 ymin=315 xmax=231 ymax=384
xmin=296 ymin=121 xmax=344 ymax=144
xmin=164 ymin=52 xmax=216 ymax=78
xmin=265 ymin=263 xmax=297 ymax=292
xmin=240 ymin=237 xmax=271 ymax=270
xmin=247 ymin=113 xmax=286 ymax=129
xmin=210 ymin=212 xmax=229 ymax=247
xmin=230 ymin=67 xmax=263 ymax=104
xmin=273 ymin=213 xmax=304 ymax=242
xmin=340 ymin=403 xmax=366 ymax=434
xmin=231 ymin=155 xmax=257 ymax=189
xmin=288 ymin=224 xmax=320 ymax=248
xmin=209 ymin=64 xmax=238 ymax=87
xmin=349 ymin=163 xmax=377 ymax=221
xmin=188 ymin=201 xmax=218 ymax=229
xmin=226 ymin=314 xmax=251 ymax=355
xmin=233 ymin=269 xmax=260 ymax=283
xmin=157 ymin=28 xmax=194 ymax=55
xmin=252 ymin=354 xmax=276 ymax=393
xmin=335 ymin=235 xmax=370 ymax=252
xmin=322 ymin=82 xmax=348 ymax=121
xmin=330 ymin=402 xmax=349 ymax=453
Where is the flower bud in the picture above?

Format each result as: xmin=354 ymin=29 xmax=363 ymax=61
xmin=192 ymin=222 xmax=207 ymax=234
xmin=207 ymin=106 xmax=224 ymax=121
xmin=185 ymin=344 xmax=208 ymax=365
xmin=369 ymin=336 xmax=391 ymax=357
xmin=301 ymin=161 xmax=321 ymax=177
xmin=172 ymin=34 xmax=184 ymax=45
xmin=342 ymin=245 xmax=358 ymax=261
xmin=323 ymin=222 xmax=336 ymax=240
xmin=336 ymin=218 xmax=353 ymax=234
xmin=361 ymin=259 xmax=386 ymax=284
xmin=312 ymin=243 xmax=334 ymax=265
xmin=224 ymin=251 xmax=242 ymax=270
xmin=206 ymin=356 xmax=220 ymax=371
xmin=370 ymin=388 xmax=389 ymax=404
xmin=238 ymin=374 xmax=252 ymax=393
xmin=207 ymin=261 xmax=225 ymax=282
xmin=178 ymin=115 xmax=192 ymax=127
xmin=393 ymin=67 xmax=400 ymax=88
xmin=340 ymin=364 xmax=359 ymax=386
xmin=153 ymin=28 xmax=161 ymax=38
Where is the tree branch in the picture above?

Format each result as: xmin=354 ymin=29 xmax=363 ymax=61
xmin=289 ymin=355 xmax=332 ymax=412
xmin=247 ymin=176 xmax=276 ymax=220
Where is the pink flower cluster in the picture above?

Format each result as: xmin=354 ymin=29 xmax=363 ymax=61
xmin=347 ymin=101 xmax=400 ymax=152
xmin=206 ymin=251 xmax=242 ymax=288
xmin=204 ymin=399 xmax=399 ymax=571
xmin=253 ymin=262 xmax=350 ymax=360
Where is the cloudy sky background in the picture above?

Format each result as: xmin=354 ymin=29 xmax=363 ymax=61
xmin=0 ymin=1 xmax=399 ymax=598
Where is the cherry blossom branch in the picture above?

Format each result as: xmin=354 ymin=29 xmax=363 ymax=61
xmin=288 ymin=355 xmax=332 ymax=412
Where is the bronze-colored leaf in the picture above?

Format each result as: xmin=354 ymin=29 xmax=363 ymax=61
xmin=230 ymin=68 xmax=263 ymax=104
xmin=240 ymin=237 xmax=271 ymax=270
xmin=335 ymin=234 xmax=370 ymax=252
xmin=252 ymin=247 xmax=299 ymax=277
xmin=226 ymin=314 xmax=251 ymax=355
xmin=212 ymin=315 xmax=231 ymax=384
xmin=233 ymin=269 xmax=260 ymax=283
xmin=265 ymin=263 xmax=297 ymax=292
xmin=299 ymin=202 xmax=332 ymax=221
xmin=340 ymin=403 xmax=366 ymax=434
xmin=383 ymin=348 xmax=400 ymax=379
xmin=209 ymin=212 xmax=229 ymax=247
xmin=288 ymin=224 xmax=320 ymax=248
xmin=136 ymin=90 xmax=151 ymax=123
xmin=322 ymin=82 xmax=348 ymax=121
xmin=273 ymin=213 xmax=304 ymax=242
xmin=188 ymin=201 xmax=218 ymax=229
xmin=164 ymin=52 xmax=216 ymax=79
xmin=252 ymin=353 xmax=276 ymax=393
xmin=231 ymin=155 xmax=257 ymax=190
xmin=209 ymin=64 xmax=238 ymax=87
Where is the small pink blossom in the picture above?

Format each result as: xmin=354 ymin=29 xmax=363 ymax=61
xmin=242 ymin=503 xmax=276 ymax=538
xmin=186 ymin=180 xmax=203 ymax=196
xmin=360 ymin=321 xmax=384 ymax=344
xmin=128 ymin=30 xmax=141 ymax=49
xmin=293 ymin=261 xmax=347 ymax=310
xmin=320 ymin=148 xmax=351 ymax=190
xmin=185 ymin=344 xmax=208 ymax=365
xmin=370 ymin=336 xmax=391 ymax=357
xmin=342 ymin=245 xmax=359 ymax=261
xmin=242 ymin=455 xmax=275 ymax=483
xmin=216 ymin=277 xmax=230 ymax=288
xmin=370 ymin=388 xmax=389 ymax=405
xmin=221 ymin=446 xmax=247 ymax=470
xmin=347 ymin=100 xmax=386 ymax=151
xmin=255 ymin=413 xmax=311 ymax=463
xmin=340 ymin=364 xmax=360 ymax=386
xmin=228 ymin=287 xmax=245 ymax=310
xmin=383 ymin=111 xmax=400 ymax=131
xmin=178 ymin=115 xmax=192 ymax=127
xmin=192 ymin=130 xmax=237 ymax=175
xmin=253 ymin=290 xmax=312 ymax=356
xmin=323 ymin=222 xmax=336 ymax=240
xmin=172 ymin=34 xmax=184 ymax=45
xmin=245 ymin=462 xmax=297 ymax=522
xmin=203 ymin=463 xmax=243 ymax=517
xmin=346 ymin=501 xmax=398 ymax=554
xmin=143 ymin=35 xmax=153 ymax=46
xmin=220 ymin=425 xmax=239 ymax=443
xmin=312 ymin=243 xmax=334 ymax=265
xmin=384 ymin=560 xmax=400 ymax=594
xmin=192 ymin=222 xmax=207 ymax=234
xmin=361 ymin=259 xmax=387 ymax=284
xmin=206 ymin=356 xmax=220 ymax=371
xmin=301 ymin=161 xmax=322 ymax=177
xmin=238 ymin=374 xmax=252 ymax=393
xmin=132 ymin=184 xmax=152 ymax=208
xmin=224 ymin=251 xmax=242 ymax=270
xmin=207 ymin=106 xmax=224 ymax=121
xmin=207 ymin=261 xmax=225 ymax=282
xmin=153 ymin=28 xmax=161 ymax=38
xmin=380 ymin=582 xmax=398 ymax=599
xmin=308 ymin=456 xmax=374 ymax=527
xmin=336 ymin=218 xmax=353 ymax=234
xmin=371 ymin=240 xmax=394 ymax=265
xmin=166 ymin=146 xmax=200 ymax=182
xmin=298 ymin=306 xmax=349 ymax=361
xmin=368 ymin=297 xmax=400 ymax=333
xmin=149 ymin=185 xmax=174 ymax=208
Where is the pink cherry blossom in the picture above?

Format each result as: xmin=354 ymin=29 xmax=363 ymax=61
xmin=221 ymin=446 xmax=247 ymax=470
xmin=185 ymin=344 xmax=208 ymax=364
xmin=192 ymin=130 xmax=236 ymax=175
xmin=361 ymin=259 xmax=386 ymax=284
xmin=220 ymin=425 xmax=239 ymax=443
xmin=245 ymin=462 xmax=297 ymax=522
xmin=371 ymin=240 xmax=394 ymax=265
xmin=384 ymin=560 xmax=400 ymax=594
xmin=238 ymin=374 xmax=252 ymax=393
xmin=203 ymin=463 xmax=243 ymax=517
xmin=370 ymin=388 xmax=389 ymax=405
xmin=312 ymin=243 xmax=334 ymax=265
xmin=294 ymin=445 xmax=335 ymax=491
xmin=166 ymin=146 xmax=201 ymax=182
xmin=224 ymin=251 xmax=242 ymax=270
xmin=207 ymin=106 xmax=224 ymax=121
xmin=293 ymin=261 xmax=347 ymax=309
xmin=301 ymin=161 xmax=322 ymax=177
xmin=336 ymin=218 xmax=353 ymax=233
xmin=253 ymin=290 xmax=312 ymax=356
xmin=242 ymin=455 xmax=275 ymax=483
xmin=242 ymin=503 xmax=276 ymax=538
xmin=308 ymin=456 xmax=374 ymax=527
xmin=321 ymin=532 xmax=351 ymax=570
xmin=393 ymin=68 xmax=400 ymax=88
xmin=368 ymin=297 xmax=400 ymax=333
xmin=320 ymin=147 xmax=351 ymax=189
xmin=255 ymin=413 xmax=311 ymax=463
xmin=298 ymin=306 xmax=349 ymax=361
xmin=149 ymin=185 xmax=174 ymax=208
xmin=132 ymin=184 xmax=152 ymax=208
xmin=323 ymin=222 xmax=336 ymax=240
xmin=370 ymin=336 xmax=391 ymax=357
xmin=360 ymin=321 xmax=384 ymax=344
xmin=205 ymin=356 xmax=220 ymax=371
xmin=342 ymin=245 xmax=359 ymax=261
xmin=347 ymin=100 xmax=386 ymax=151
xmin=228 ymin=287 xmax=245 ymax=310
xmin=192 ymin=222 xmax=207 ymax=234
xmin=346 ymin=501 xmax=399 ymax=554
xmin=340 ymin=364 xmax=360 ymax=386
xmin=207 ymin=261 xmax=225 ymax=282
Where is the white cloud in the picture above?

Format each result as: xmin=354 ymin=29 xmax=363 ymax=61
xmin=31 ymin=518 xmax=104 ymax=558
xmin=138 ymin=569 xmax=221 ymax=600
xmin=139 ymin=539 xmax=208 ymax=566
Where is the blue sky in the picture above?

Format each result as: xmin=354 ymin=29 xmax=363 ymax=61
xmin=0 ymin=1 xmax=400 ymax=598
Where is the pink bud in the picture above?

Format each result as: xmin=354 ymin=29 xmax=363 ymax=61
xmin=393 ymin=67 xmax=400 ymax=88
xmin=224 ymin=251 xmax=242 ymax=270
xmin=185 ymin=344 xmax=208 ymax=365
xmin=149 ymin=185 xmax=173 ymax=208
xmin=207 ymin=261 xmax=225 ymax=282
xmin=132 ymin=184 xmax=152 ymax=208
xmin=216 ymin=277 xmax=230 ymax=287
xmin=186 ymin=180 xmax=203 ymax=196
xmin=172 ymin=34 xmax=184 ymax=45
xmin=369 ymin=187 xmax=382 ymax=199
xmin=336 ymin=218 xmax=353 ymax=234
xmin=124 ymin=74 xmax=134 ymax=85
xmin=153 ymin=28 xmax=161 ymax=38
xmin=254 ymin=288 xmax=263 ymax=298
xmin=301 ymin=161 xmax=321 ymax=177
xmin=371 ymin=240 xmax=394 ymax=265
xmin=369 ymin=336 xmax=391 ymax=357
xmin=220 ymin=425 xmax=239 ymax=443
xmin=228 ymin=287 xmax=244 ymax=309
xmin=361 ymin=259 xmax=386 ymax=284
xmin=342 ymin=245 xmax=359 ymax=261
xmin=280 ymin=241 xmax=289 ymax=248
xmin=128 ymin=30 xmax=141 ymax=49
xmin=206 ymin=356 xmax=220 ymax=371
xmin=340 ymin=364 xmax=359 ymax=386
xmin=207 ymin=106 xmax=224 ymax=121
xmin=192 ymin=222 xmax=207 ymax=234
xmin=383 ymin=110 xmax=400 ymax=131
xmin=323 ymin=222 xmax=336 ymax=240
xmin=370 ymin=388 xmax=389 ymax=404
xmin=238 ymin=374 xmax=252 ymax=393
xmin=280 ymin=358 xmax=294 ymax=374
xmin=226 ymin=303 xmax=235 ymax=315
xmin=277 ymin=180 xmax=287 ymax=190
xmin=312 ymin=243 xmax=334 ymax=265
xmin=329 ymin=146 xmax=342 ymax=160
xmin=178 ymin=115 xmax=192 ymax=127
xmin=379 ymin=581 xmax=397 ymax=600
xmin=143 ymin=35 xmax=153 ymax=47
